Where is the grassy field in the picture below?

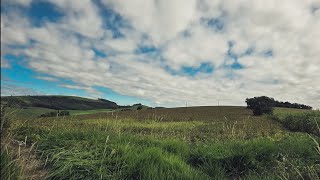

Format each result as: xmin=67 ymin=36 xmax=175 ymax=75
xmin=7 ymin=107 xmax=56 ymax=118
xmin=2 ymin=106 xmax=320 ymax=179
xmin=6 ymin=107 xmax=114 ymax=118
xmin=273 ymin=108 xmax=320 ymax=136
xmin=67 ymin=109 xmax=113 ymax=116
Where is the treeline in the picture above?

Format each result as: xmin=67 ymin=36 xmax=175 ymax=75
xmin=246 ymin=96 xmax=312 ymax=116
xmin=246 ymin=96 xmax=312 ymax=110
xmin=39 ymin=110 xmax=70 ymax=118
xmin=274 ymin=101 xmax=312 ymax=109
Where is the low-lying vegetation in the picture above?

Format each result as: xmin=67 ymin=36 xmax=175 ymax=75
xmin=273 ymin=110 xmax=320 ymax=136
xmin=2 ymin=105 xmax=319 ymax=179
xmin=13 ymin=121 xmax=320 ymax=179
xmin=1 ymin=104 xmax=22 ymax=179
xmin=38 ymin=110 xmax=70 ymax=117
xmin=1 ymin=146 xmax=22 ymax=180
xmin=32 ymin=133 xmax=320 ymax=179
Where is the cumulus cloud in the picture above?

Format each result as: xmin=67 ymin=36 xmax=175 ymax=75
xmin=103 ymin=0 xmax=198 ymax=44
xmin=1 ymin=0 xmax=319 ymax=108
xmin=1 ymin=11 xmax=30 ymax=46
xmin=48 ymin=0 xmax=104 ymax=39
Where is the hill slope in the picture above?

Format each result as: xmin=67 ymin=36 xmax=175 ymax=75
xmin=1 ymin=95 xmax=118 ymax=110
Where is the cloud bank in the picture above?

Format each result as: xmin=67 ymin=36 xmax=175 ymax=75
xmin=1 ymin=0 xmax=320 ymax=108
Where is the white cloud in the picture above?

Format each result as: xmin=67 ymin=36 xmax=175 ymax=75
xmin=103 ymin=0 xmax=198 ymax=44
xmin=35 ymin=76 xmax=59 ymax=82
xmin=46 ymin=0 xmax=104 ymax=39
xmin=2 ymin=0 xmax=33 ymax=7
xmin=59 ymin=84 xmax=102 ymax=98
xmin=1 ymin=12 xmax=30 ymax=45
xmin=1 ymin=0 xmax=319 ymax=108
xmin=162 ymin=24 xmax=228 ymax=69
xmin=1 ymin=58 xmax=10 ymax=68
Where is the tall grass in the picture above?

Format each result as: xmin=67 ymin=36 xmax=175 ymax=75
xmin=273 ymin=110 xmax=320 ymax=136
xmin=1 ymin=145 xmax=22 ymax=180
xmin=13 ymin=122 xmax=319 ymax=179
xmin=5 ymin=106 xmax=320 ymax=179
xmin=1 ymin=104 xmax=22 ymax=179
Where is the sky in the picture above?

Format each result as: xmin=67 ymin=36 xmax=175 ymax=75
xmin=1 ymin=0 xmax=320 ymax=108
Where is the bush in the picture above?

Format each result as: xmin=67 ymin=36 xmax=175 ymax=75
xmin=246 ymin=96 xmax=275 ymax=116
xmin=121 ymin=109 xmax=132 ymax=111
xmin=275 ymin=111 xmax=320 ymax=136
xmin=137 ymin=105 xmax=143 ymax=110
xmin=39 ymin=110 xmax=70 ymax=117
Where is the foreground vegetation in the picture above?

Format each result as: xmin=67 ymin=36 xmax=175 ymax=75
xmin=1 ymin=145 xmax=22 ymax=180
xmin=2 ymin=106 xmax=320 ymax=179
xmin=273 ymin=108 xmax=320 ymax=136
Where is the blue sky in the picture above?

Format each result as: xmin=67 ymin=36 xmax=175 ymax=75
xmin=1 ymin=54 xmax=153 ymax=106
xmin=1 ymin=0 xmax=320 ymax=108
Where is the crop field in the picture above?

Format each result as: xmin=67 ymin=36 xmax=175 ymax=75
xmin=1 ymin=106 xmax=320 ymax=179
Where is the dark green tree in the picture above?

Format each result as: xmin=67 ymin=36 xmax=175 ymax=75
xmin=245 ymin=96 xmax=275 ymax=116
xmin=137 ymin=105 xmax=143 ymax=110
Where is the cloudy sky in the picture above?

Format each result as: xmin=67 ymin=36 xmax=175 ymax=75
xmin=1 ymin=0 xmax=320 ymax=108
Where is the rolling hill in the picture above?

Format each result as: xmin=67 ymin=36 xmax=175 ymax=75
xmin=1 ymin=95 xmax=118 ymax=110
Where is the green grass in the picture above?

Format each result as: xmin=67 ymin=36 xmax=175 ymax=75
xmin=6 ymin=106 xmax=320 ymax=179
xmin=8 ymin=107 xmax=56 ymax=118
xmin=1 ymin=145 xmax=22 ymax=180
xmin=14 ymin=125 xmax=320 ymax=179
xmin=273 ymin=107 xmax=311 ymax=119
xmin=68 ymin=109 xmax=112 ymax=116
xmin=6 ymin=107 xmax=114 ymax=119
xmin=273 ymin=109 xmax=320 ymax=136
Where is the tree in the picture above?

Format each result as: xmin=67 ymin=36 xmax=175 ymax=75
xmin=39 ymin=110 xmax=70 ymax=117
xmin=245 ymin=96 xmax=275 ymax=116
xmin=137 ymin=105 xmax=143 ymax=110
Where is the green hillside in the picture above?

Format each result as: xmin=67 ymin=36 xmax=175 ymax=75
xmin=1 ymin=95 xmax=118 ymax=110
xmin=1 ymin=100 xmax=319 ymax=179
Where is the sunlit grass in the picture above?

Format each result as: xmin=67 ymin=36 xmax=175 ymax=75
xmin=4 ymin=106 xmax=320 ymax=179
xmin=68 ymin=109 xmax=112 ymax=115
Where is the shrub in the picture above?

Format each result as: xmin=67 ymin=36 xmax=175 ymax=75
xmin=275 ymin=111 xmax=320 ymax=136
xmin=246 ymin=96 xmax=275 ymax=116
xmin=137 ymin=105 xmax=143 ymax=110
xmin=39 ymin=110 xmax=70 ymax=117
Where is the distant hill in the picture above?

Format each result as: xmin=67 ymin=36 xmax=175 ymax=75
xmin=1 ymin=95 xmax=118 ymax=110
